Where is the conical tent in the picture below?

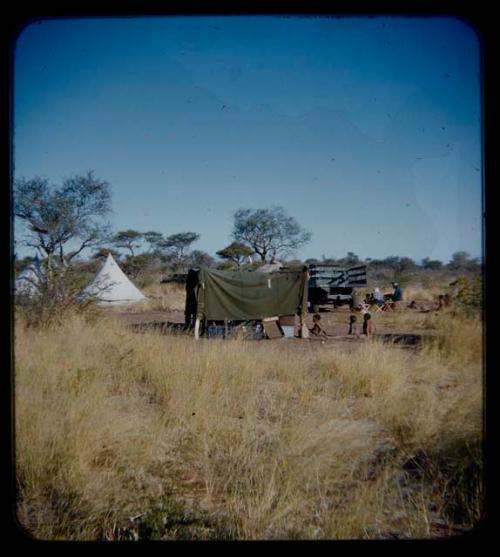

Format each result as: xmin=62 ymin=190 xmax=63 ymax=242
xmin=14 ymin=257 xmax=43 ymax=297
xmin=82 ymin=253 xmax=146 ymax=306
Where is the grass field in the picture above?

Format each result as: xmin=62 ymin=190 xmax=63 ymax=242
xmin=13 ymin=283 xmax=484 ymax=540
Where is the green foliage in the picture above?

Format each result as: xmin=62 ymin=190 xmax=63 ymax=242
xmin=158 ymin=232 xmax=199 ymax=259
xmin=111 ymin=230 xmax=143 ymax=256
xmin=121 ymin=253 xmax=156 ymax=278
xmin=14 ymin=170 xmax=111 ymax=267
xmin=337 ymin=251 xmax=361 ymax=266
xmin=188 ymin=249 xmax=215 ymax=268
xmin=143 ymin=231 xmax=165 ymax=252
xmin=233 ymin=206 xmax=311 ymax=262
xmin=216 ymin=241 xmax=254 ymax=266
xmin=129 ymin=498 xmax=233 ymax=540
xmin=453 ymin=275 xmax=482 ymax=311
xmin=421 ymin=257 xmax=443 ymax=270
xmin=15 ymin=266 xmax=99 ymax=328
xmin=91 ymin=247 xmax=122 ymax=261
xmin=14 ymin=255 xmax=36 ymax=274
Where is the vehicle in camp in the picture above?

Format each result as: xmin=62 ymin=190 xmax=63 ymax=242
xmin=307 ymin=264 xmax=367 ymax=312
xmin=184 ymin=266 xmax=310 ymax=339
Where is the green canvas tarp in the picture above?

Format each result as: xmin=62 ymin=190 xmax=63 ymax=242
xmin=187 ymin=267 xmax=309 ymax=322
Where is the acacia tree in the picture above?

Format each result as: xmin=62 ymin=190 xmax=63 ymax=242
xmin=92 ymin=247 xmax=122 ymax=261
xmin=216 ymin=242 xmax=254 ymax=267
xmin=111 ymin=229 xmax=143 ymax=256
xmin=421 ymin=257 xmax=443 ymax=270
xmin=14 ymin=171 xmax=111 ymax=280
xmin=337 ymin=252 xmax=361 ymax=267
xmin=232 ymin=206 xmax=311 ymax=262
xmin=188 ymin=250 xmax=215 ymax=268
xmin=143 ymin=231 xmax=165 ymax=253
xmin=157 ymin=232 xmax=200 ymax=271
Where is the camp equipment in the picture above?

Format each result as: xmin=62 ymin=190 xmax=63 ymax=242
xmin=185 ymin=266 xmax=309 ymax=339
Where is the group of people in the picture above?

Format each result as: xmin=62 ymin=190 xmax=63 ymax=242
xmin=407 ymin=293 xmax=452 ymax=312
xmin=352 ymin=282 xmax=403 ymax=311
xmin=310 ymin=282 xmax=404 ymax=340
xmin=309 ymin=311 xmax=375 ymax=339
xmin=309 ymin=282 xmax=454 ymax=340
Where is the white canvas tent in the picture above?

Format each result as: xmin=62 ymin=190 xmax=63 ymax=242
xmin=14 ymin=258 xmax=43 ymax=297
xmin=256 ymin=260 xmax=284 ymax=273
xmin=82 ymin=253 xmax=146 ymax=306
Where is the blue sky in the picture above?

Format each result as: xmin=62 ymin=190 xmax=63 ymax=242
xmin=13 ymin=15 xmax=483 ymax=263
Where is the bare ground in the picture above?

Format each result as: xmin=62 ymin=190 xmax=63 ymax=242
xmin=109 ymin=306 xmax=438 ymax=349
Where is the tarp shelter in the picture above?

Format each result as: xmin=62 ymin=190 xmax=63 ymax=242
xmin=185 ymin=267 xmax=309 ymax=338
xmin=81 ymin=253 xmax=146 ymax=306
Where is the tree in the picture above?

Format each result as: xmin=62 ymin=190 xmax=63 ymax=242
xmin=143 ymin=231 xmax=165 ymax=253
xmin=232 ymin=206 xmax=311 ymax=262
xmin=111 ymin=229 xmax=143 ymax=256
xmin=379 ymin=255 xmax=416 ymax=274
xmin=91 ymin=247 xmax=122 ymax=261
xmin=14 ymin=255 xmax=35 ymax=275
xmin=448 ymin=251 xmax=474 ymax=270
xmin=337 ymin=252 xmax=360 ymax=267
xmin=397 ymin=256 xmax=417 ymax=273
xmin=421 ymin=257 xmax=443 ymax=270
xmin=121 ymin=253 xmax=153 ymax=278
xmin=216 ymin=242 xmax=254 ymax=267
xmin=188 ymin=250 xmax=215 ymax=268
xmin=321 ymin=255 xmax=337 ymax=265
xmin=14 ymin=171 xmax=111 ymax=278
xmin=157 ymin=232 xmax=200 ymax=271
xmin=159 ymin=232 xmax=200 ymax=259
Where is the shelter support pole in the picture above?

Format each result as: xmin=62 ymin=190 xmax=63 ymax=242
xmin=194 ymin=318 xmax=201 ymax=340
xmin=299 ymin=266 xmax=310 ymax=338
xmin=300 ymin=315 xmax=309 ymax=339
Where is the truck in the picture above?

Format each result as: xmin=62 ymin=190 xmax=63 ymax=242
xmin=307 ymin=264 xmax=367 ymax=312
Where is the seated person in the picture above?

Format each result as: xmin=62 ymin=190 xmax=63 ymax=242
xmin=391 ymin=282 xmax=403 ymax=302
xmin=362 ymin=313 xmax=375 ymax=336
xmin=372 ymin=287 xmax=384 ymax=306
xmin=310 ymin=313 xmax=328 ymax=338
xmin=350 ymin=289 xmax=363 ymax=311
xmin=348 ymin=314 xmax=360 ymax=336
xmin=407 ymin=300 xmax=418 ymax=309
xmin=436 ymin=294 xmax=446 ymax=311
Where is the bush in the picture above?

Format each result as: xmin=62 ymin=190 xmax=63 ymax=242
xmin=15 ymin=267 xmax=100 ymax=328
xmin=453 ymin=276 xmax=482 ymax=313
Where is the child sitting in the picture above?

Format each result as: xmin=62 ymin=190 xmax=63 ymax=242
xmin=310 ymin=313 xmax=328 ymax=338
xmin=362 ymin=313 xmax=375 ymax=337
xmin=348 ymin=314 xmax=360 ymax=336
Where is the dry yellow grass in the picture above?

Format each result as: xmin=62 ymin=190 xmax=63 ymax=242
xmin=14 ymin=306 xmax=483 ymax=540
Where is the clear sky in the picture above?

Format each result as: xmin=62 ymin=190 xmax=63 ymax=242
xmin=13 ymin=15 xmax=483 ymax=263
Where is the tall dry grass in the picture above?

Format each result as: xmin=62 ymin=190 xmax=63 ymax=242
xmin=14 ymin=307 xmax=483 ymax=540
